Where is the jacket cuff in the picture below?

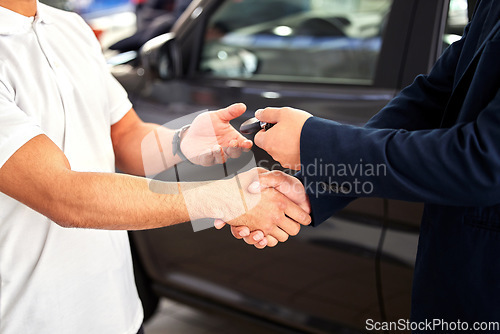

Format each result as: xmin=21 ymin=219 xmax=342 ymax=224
xmin=297 ymin=117 xmax=356 ymax=226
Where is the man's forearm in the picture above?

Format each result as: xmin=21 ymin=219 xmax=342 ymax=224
xmin=0 ymin=134 xmax=227 ymax=230
xmin=48 ymin=170 xmax=190 ymax=230
xmin=111 ymin=112 xmax=182 ymax=176
xmin=49 ymin=169 xmax=264 ymax=230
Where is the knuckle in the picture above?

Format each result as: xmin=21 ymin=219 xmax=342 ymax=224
xmin=263 ymin=224 xmax=274 ymax=235
xmin=256 ymin=167 xmax=267 ymax=174
xmin=276 ymin=200 xmax=287 ymax=211
xmin=271 ymin=213 xmax=283 ymax=225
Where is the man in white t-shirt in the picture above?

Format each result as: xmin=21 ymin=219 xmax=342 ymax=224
xmin=0 ymin=1 xmax=311 ymax=333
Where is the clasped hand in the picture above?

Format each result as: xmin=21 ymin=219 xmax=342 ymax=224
xmin=215 ymin=168 xmax=311 ymax=248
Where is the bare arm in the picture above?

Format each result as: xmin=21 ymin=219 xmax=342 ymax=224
xmin=111 ymin=108 xmax=181 ymax=176
xmin=111 ymin=106 xmax=253 ymax=176
xmin=0 ymin=134 xmax=189 ymax=229
xmin=0 ymin=134 xmax=309 ymax=236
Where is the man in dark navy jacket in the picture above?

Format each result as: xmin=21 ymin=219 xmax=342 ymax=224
xmin=249 ymin=0 xmax=500 ymax=327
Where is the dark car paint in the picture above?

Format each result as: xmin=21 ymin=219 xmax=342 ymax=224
xmin=112 ymin=0 xmax=458 ymax=332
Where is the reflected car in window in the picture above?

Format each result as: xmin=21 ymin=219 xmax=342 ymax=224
xmin=201 ymin=3 xmax=390 ymax=84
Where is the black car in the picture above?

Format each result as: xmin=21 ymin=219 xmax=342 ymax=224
xmin=110 ymin=0 xmax=471 ymax=332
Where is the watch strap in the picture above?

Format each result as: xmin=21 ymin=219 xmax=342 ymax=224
xmin=172 ymin=124 xmax=191 ymax=162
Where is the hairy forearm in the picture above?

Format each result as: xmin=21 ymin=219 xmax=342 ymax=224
xmin=0 ymin=134 xmax=249 ymax=231
xmin=43 ymin=170 xmax=251 ymax=230
xmin=42 ymin=170 xmax=189 ymax=229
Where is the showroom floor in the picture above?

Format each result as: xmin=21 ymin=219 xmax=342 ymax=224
xmin=144 ymin=298 xmax=281 ymax=334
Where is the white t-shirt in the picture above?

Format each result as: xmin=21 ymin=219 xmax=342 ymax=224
xmin=0 ymin=3 xmax=143 ymax=333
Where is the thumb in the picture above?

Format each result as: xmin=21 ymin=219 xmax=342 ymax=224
xmin=252 ymin=172 xmax=311 ymax=213
xmin=214 ymin=219 xmax=226 ymax=229
xmin=215 ymin=103 xmax=247 ymax=122
xmin=247 ymin=171 xmax=284 ymax=194
xmin=255 ymin=107 xmax=282 ymax=124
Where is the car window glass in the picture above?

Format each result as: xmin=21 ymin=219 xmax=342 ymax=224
xmin=199 ymin=0 xmax=394 ymax=85
xmin=443 ymin=0 xmax=469 ymax=49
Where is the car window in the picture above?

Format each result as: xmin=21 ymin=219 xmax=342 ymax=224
xmin=443 ymin=0 xmax=469 ymax=48
xmin=199 ymin=0 xmax=394 ymax=85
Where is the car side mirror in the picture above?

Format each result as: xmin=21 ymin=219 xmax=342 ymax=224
xmin=140 ymin=32 xmax=181 ymax=80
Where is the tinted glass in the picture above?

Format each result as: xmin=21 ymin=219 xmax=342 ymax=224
xmin=200 ymin=0 xmax=394 ymax=85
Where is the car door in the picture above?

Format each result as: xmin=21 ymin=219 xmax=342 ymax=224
xmin=119 ymin=0 xmax=452 ymax=332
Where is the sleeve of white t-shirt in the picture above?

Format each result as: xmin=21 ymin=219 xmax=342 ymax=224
xmin=73 ymin=13 xmax=133 ymax=125
xmin=0 ymin=79 xmax=44 ymax=170
xmin=100 ymin=58 xmax=133 ymax=126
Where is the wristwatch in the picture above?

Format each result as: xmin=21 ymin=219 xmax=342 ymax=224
xmin=172 ymin=124 xmax=191 ymax=162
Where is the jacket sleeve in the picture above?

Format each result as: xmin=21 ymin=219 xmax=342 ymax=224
xmin=301 ymin=83 xmax=500 ymax=212
xmin=300 ymin=22 xmax=473 ymax=226
xmin=366 ymin=35 xmax=466 ymax=130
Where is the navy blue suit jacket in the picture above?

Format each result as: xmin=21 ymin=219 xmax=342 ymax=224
xmin=299 ymin=0 xmax=500 ymax=326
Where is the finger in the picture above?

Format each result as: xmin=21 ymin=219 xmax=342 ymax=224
xmin=230 ymin=225 xmax=250 ymax=238
xmin=233 ymin=138 xmax=253 ymax=151
xmin=255 ymin=170 xmax=285 ymax=190
xmin=225 ymin=140 xmax=243 ymax=159
xmin=253 ymin=129 xmax=267 ymax=150
xmin=247 ymin=171 xmax=311 ymax=215
xmin=265 ymin=236 xmax=279 ymax=247
xmin=247 ymin=181 xmax=261 ymax=194
xmin=277 ymin=216 xmax=302 ymax=236
xmin=256 ymin=167 xmax=269 ymax=174
xmin=241 ymin=139 xmax=253 ymax=151
xmin=259 ymin=171 xmax=311 ymax=213
xmin=214 ymin=219 xmax=226 ymax=229
xmin=255 ymin=237 xmax=268 ymax=249
xmin=269 ymin=226 xmax=289 ymax=243
xmin=284 ymin=200 xmax=312 ymax=227
xmin=242 ymin=230 xmax=265 ymax=245
xmin=225 ymin=146 xmax=243 ymax=159
xmin=198 ymin=149 xmax=216 ymax=166
xmin=215 ymin=103 xmax=247 ymax=122
xmin=255 ymin=107 xmax=283 ymax=124
xmin=212 ymin=145 xmax=227 ymax=164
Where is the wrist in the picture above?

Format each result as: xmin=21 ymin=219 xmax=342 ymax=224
xmin=180 ymin=178 xmax=233 ymax=220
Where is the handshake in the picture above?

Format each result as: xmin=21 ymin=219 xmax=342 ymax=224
xmin=213 ymin=167 xmax=312 ymax=249
xmin=149 ymin=103 xmax=314 ymax=249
